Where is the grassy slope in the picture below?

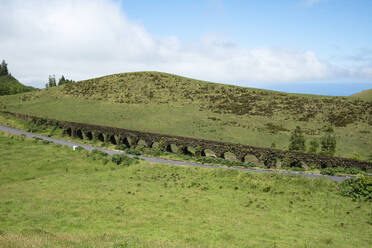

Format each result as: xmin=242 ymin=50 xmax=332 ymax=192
xmin=0 ymin=132 xmax=371 ymax=248
xmin=351 ymin=88 xmax=372 ymax=101
xmin=0 ymin=71 xmax=371 ymax=160
xmin=0 ymin=75 xmax=35 ymax=96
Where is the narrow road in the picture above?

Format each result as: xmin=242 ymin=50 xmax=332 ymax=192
xmin=0 ymin=125 xmax=352 ymax=182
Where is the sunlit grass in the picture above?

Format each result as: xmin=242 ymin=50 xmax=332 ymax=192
xmin=0 ymin=132 xmax=371 ymax=247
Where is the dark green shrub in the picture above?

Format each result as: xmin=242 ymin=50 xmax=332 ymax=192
xmin=32 ymin=137 xmax=43 ymax=143
xmin=340 ymin=176 xmax=371 ymax=200
xmin=112 ymin=154 xmax=123 ymax=165
xmin=111 ymin=154 xmax=139 ymax=166
xmin=196 ymin=156 xmax=254 ymax=168
xmin=89 ymin=149 xmax=108 ymax=162
xmin=289 ymin=126 xmax=306 ymax=152
xmin=321 ymin=167 xmax=365 ymax=176
xmin=125 ymin=147 xmax=142 ymax=156
xmin=308 ymin=139 xmax=319 ymax=154
xmin=320 ymin=167 xmax=336 ymax=176
xmin=147 ymin=148 xmax=163 ymax=156
xmin=320 ymin=127 xmax=336 ymax=156
xmin=115 ymin=144 xmax=127 ymax=150
xmin=75 ymin=146 xmax=85 ymax=152
xmin=91 ymin=149 xmax=108 ymax=157
xmin=48 ymin=125 xmax=58 ymax=137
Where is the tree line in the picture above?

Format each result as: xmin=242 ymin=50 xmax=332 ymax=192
xmin=289 ymin=126 xmax=336 ymax=156
xmin=45 ymin=75 xmax=75 ymax=88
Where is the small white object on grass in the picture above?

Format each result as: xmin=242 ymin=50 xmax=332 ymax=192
xmin=73 ymin=145 xmax=78 ymax=151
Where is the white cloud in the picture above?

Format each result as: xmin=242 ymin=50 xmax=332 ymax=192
xmin=0 ymin=0 xmax=371 ymax=88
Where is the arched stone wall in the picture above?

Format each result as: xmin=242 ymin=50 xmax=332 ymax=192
xmin=3 ymin=110 xmax=371 ymax=171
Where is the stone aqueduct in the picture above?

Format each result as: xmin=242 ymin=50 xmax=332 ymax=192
xmin=1 ymin=111 xmax=371 ymax=171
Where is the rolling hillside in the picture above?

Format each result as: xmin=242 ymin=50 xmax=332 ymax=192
xmin=0 ymin=71 xmax=371 ymax=160
xmin=0 ymin=74 xmax=35 ymax=96
xmin=351 ymin=88 xmax=372 ymax=101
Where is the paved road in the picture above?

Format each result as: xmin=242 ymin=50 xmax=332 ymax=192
xmin=0 ymin=125 xmax=352 ymax=182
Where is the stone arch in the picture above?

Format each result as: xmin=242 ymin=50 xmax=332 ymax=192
xmin=223 ymin=152 xmax=237 ymax=161
xmin=243 ymin=153 xmax=263 ymax=166
xmin=75 ymin=129 xmax=83 ymax=139
xmin=114 ymin=135 xmax=122 ymax=145
xmin=123 ymin=136 xmax=138 ymax=147
xmin=202 ymin=149 xmax=217 ymax=158
xmin=122 ymin=137 xmax=131 ymax=147
xmin=109 ymin=135 xmax=117 ymax=145
xmin=183 ymin=146 xmax=196 ymax=156
xmin=65 ymin=127 xmax=72 ymax=136
xmin=137 ymin=139 xmax=148 ymax=147
xmin=151 ymin=141 xmax=162 ymax=150
xmin=167 ymin=144 xmax=179 ymax=153
xmin=97 ymin=133 xmax=105 ymax=142
xmin=84 ymin=131 xmax=93 ymax=140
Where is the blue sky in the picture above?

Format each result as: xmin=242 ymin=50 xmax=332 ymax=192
xmin=0 ymin=0 xmax=371 ymax=95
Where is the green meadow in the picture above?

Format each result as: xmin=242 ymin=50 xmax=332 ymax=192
xmin=0 ymin=132 xmax=371 ymax=248
xmin=0 ymin=72 xmax=371 ymax=160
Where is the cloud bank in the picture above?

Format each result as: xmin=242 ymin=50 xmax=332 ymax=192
xmin=0 ymin=0 xmax=371 ymax=88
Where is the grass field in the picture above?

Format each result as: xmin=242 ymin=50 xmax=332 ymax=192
xmin=0 ymin=131 xmax=371 ymax=247
xmin=0 ymin=72 xmax=371 ymax=161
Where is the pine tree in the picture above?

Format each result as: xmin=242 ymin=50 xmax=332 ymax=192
xmin=289 ymin=126 xmax=306 ymax=152
xmin=320 ymin=127 xmax=336 ymax=156
xmin=308 ymin=139 xmax=319 ymax=154
xmin=0 ymin=60 xmax=8 ymax=76
xmin=46 ymin=75 xmax=57 ymax=88
xmin=58 ymin=75 xmax=66 ymax=86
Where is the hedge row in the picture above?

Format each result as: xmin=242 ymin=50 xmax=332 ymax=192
xmin=1 ymin=110 xmax=371 ymax=171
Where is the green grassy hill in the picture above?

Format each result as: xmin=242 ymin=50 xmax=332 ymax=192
xmin=0 ymin=132 xmax=371 ymax=247
xmin=350 ymin=88 xmax=372 ymax=101
xmin=0 ymin=71 xmax=371 ymax=160
xmin=0 ymin=74 xmax=35 ymax=96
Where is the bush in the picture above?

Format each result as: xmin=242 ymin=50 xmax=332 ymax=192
xmin=111 ymin=154 xmax=139 ymax=166
xmin=26 ymin=120 xmax=46 ymax=133
xmin=196 ymin=156 xmax=254 ymax=168
xmin=112 ymin=154 xmax=123 ymax=165
xmin=308 ymin=139 xmax=319 ymax=154
xmin=32 ymin=137 xmax=43 ymax=143
xmin=320 ymin=128 xmax=336 ymax=156
xmin=125 ymin=147 xmax=142 ymax=156
xmin=91 ymin=149 xmax=108 ymax=157
xmin=75 ymin=146 xmax=85 ymax=152
xmin=340 ymin=176 xmax=372 ymax=200
xmin=89 ymin=149 xmax=108 ymax=162
xmin=321 ymin=167 xmax=365 ymax=176
xmin=115 ymin=144 xmax=127 ymax=151
xmin=289 ymin=126 xmax=306 ymax=152
xmin=48 ymin=125 xmax=58 ymax=137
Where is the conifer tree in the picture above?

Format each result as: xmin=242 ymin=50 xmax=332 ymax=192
xmin=320 ymin=127 xmax=336 ymax=156
xmin=58 ymin=75 xmax=66 ymax=86
xmin=0 ymin=59 xmax=8 ymax=76
xmin=289 ymin=126 xmax=306 ymax=152
xmin=46 ymin=75 xmax=57 ymax=88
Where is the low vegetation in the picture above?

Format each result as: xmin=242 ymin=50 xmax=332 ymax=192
xmin=0 ymin=131 xmax=371 ymax=247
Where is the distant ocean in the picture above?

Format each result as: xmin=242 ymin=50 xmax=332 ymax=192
xmin=259 ymin=82 xmax=372 ymax=96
